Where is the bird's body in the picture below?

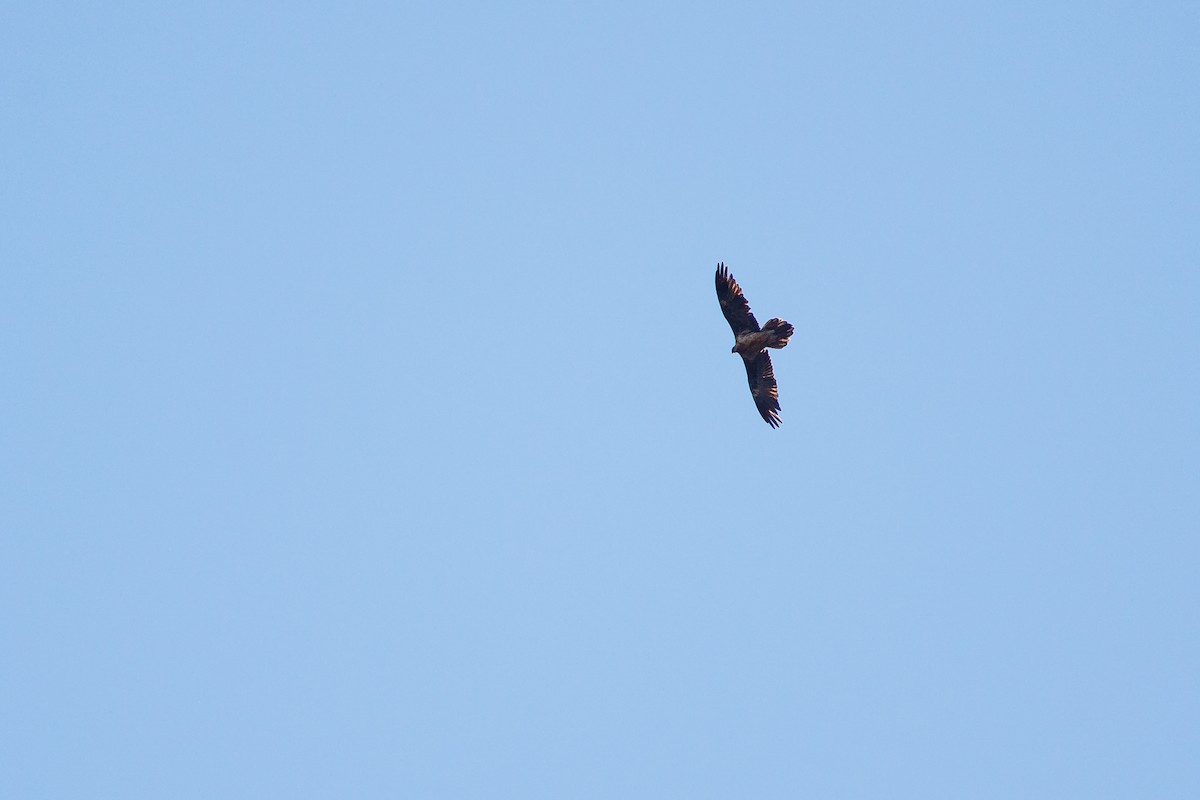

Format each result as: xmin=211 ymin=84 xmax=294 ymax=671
xmin=715 ymin=263 xmax=794 ymax=427
xmin=732 ymin=329 xmax=780 ymax=357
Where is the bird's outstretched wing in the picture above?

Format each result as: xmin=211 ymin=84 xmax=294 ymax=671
xmin=744 ymin=350 xmax=782 ymax=428
xmin=716 ymin=263 xmax=760 ymax=335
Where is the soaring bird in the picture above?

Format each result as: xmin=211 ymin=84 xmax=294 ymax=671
xmin=715 ymin=263 xmax=794 ymax=427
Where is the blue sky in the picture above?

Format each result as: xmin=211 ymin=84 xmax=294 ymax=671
xmin=3 ymin=1 xmax=1198 ymax=797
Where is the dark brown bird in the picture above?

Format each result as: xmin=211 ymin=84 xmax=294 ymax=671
xmin=715 ymin=263 xmax=794 ymax=427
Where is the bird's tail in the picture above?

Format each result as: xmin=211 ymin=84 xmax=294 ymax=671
xmin=762 ymin=318 xmax=794 ymax=348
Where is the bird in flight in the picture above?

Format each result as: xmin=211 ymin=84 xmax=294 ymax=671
xmin=715 ymin=263 xmax=794 ymax=427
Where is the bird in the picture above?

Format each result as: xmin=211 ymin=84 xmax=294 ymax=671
xmin=715 ymin=262 xmax=794 ymax=427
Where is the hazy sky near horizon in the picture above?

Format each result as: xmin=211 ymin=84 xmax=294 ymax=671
xmin=3 ymin=2 xmax=1198 ymax=797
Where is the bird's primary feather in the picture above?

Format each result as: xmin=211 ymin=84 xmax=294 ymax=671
xmin=716 ymin=263 xmax=760 ymax=335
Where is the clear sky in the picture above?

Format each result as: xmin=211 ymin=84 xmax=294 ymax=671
xmin=3 ymin=2 xmax=1198 ymax=797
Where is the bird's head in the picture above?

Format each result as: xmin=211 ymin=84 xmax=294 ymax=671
xmin=731 ymin=344 xmax=738 ymax=354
